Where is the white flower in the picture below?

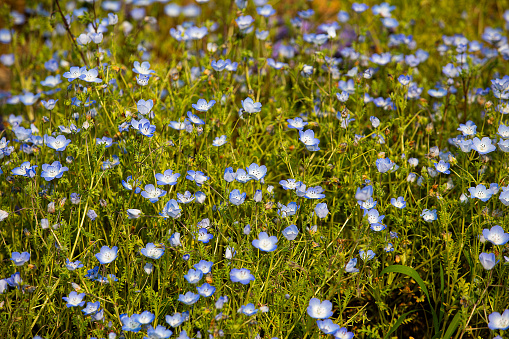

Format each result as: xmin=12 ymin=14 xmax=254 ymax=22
xmin=0 ymin=210 xmax=8 ymax=221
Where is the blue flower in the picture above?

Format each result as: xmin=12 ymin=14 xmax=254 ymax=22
xmin=82 ymin=301 xmax=101 ymax=316
xmin=165 ymin=312 xmax=185 ymax=328
xmin=121 ymin=314 xmax=142 ymax=332
xmin=307 ymin=298 xmax=333 ymax=319
xmin=211 ymin=59 xmax=228 ymax=71
xmin=122 ymin=176 xmax=142 ymax=193
xmin=79 ymin=68 xmax=103 ymax=83
xmin=195 ymin=283 xmax=215 ymax=298
xmin=253 ymin=189 xmax=262 ymax=202
xmin=194 ymin=260 xmax=213 ymax=274
xmin=468 ymin=184 xmax=494 ymax=202
xmin=196 ymin=228 xmax=213 ymax=243
xmin=334 ymin=327 xmax=355 ymax=339
xmin=160 ymin=199 xmax=181 ymax=219
xmin=14 ymin=126 xmax=32 ymax=141
xmin=267 ymin=58 xmax=288 ymax=69
xmin=118 ymin=122 xmax=130 ymax=132
xmin=471 ymin=137 xmax=496 ymax=154
xmin=252 ymin=232 xmax=278 ymax=252
xmin=11 ymin=252 xmax=30 ymax=266
xmin=359 ymin=249 xmax=376 ymax=261
xmin=305 ymin=186 xmax=326 ymax=199
xmin=372 ymin=2 xmax=395 ymax=16
xmin=299 ymin=129 xmax=320 ymax=151
xmin=96 ymin=136 xmax=113 ymax=148
xmin=131 ymin=118 xmax=156 ymax=137
xmin=236 ymin=15 xmax=254 ymax=31
xmin=63 ymin=291 xmax=86 ymax=308
xmin=428 ymin=87 xmax=447 ymax=98
xmin=184 ymin=269 xmax=203 ymax=284
xmin=317 ymin=318 xmax=340 ymax=335
xmin=240 ymin=303 xmax=258 ymax=316
xmin=95 ymin=245 xmax=118 ymax=264
xmin=366 ymin=209 xmax=384 ymax=224
xmin=234 ymin=168 xmax=252 ymax=183
xmin=382 ymin=17 xmax=399 ymax=28
xmin=213 ymin=135 xmax=227 ymax=146
xmin=141 ymin=243 xmax=165 ymax=259
xmin=241 ymin=97 xmax=262 ymax=114
xmin=384 ymin=243 xmax=395 ymax=252
xmin=287 ymin=117 xmax=308 ymax=130
xmin=186 ymin=26 xmax=208 ymax=40
xmin=137 ymin=99 xmax=154 ymax=116
xmin=225 ymin=246 xmax=236 ymax=260
xmin=282 ymin=225 xmax=299 ymax=241
xmin=491 ymin=76 xmax=509 ymax=99
xmin=136 ymin=74 xmax=150 ymax=86
xmin=482 ymin=225 xmax=509 ymax=246
xmin=85 ymin=266 xmax=99 ymax=280
xmin=41 ymin=161 xmax=69 ymax=181
xmin=352 ymin=3 xmax=369 ymax=12
xmin=279 ymin=179 xmax=300 ymax=190
xmin=215 ymin=296 xmax=229 ymax=310
xmin=41 ymin=99 xmax=58 ymax=110
xmin=186 ymin=170 xmax=209 ymax=186
xmin=230 ymin=268 xmax=255 ymax=284
xmin=155 ymin=169 xmax=180 ymax=186
xmin=358 ymin=197 xmax=377 ymax=213
xmin=420 ymin=209 xmax=437 ymax=222
xmin=246 ymin=163 xmax=267 ymax=181
xmin=63 ymin=66 xmax=87 ymax=82
xmin=337 ymin=113 xmax=355 ymax=129
xmin=11 ymin=161 xmax=37 ymax=178
xmin=168 ymin=119 xmax=191 ymax=130
xmin=224 ymin=59 xmax=238 ymax=71
xmin=487 ymin=310 xmax=509 ymax=330
xmin=138 ymin=311 xmax=155 ymax=325
xmin=192 ymin=98 xmax=216 ymax=112
xmin=479 ymin=252 xmax=498 ymax=270
xmin=277 ymin=202 xmax=299 ymax=217
xmin=187 ymin=111 xmax=205 ymax=125
xmin=141 ymin=184 xmax=167 ymax=203
xmin=336 ymin=91 xmax=349 ymax=102
xmin=177 ymin=191 xmax=195 ymax=204
xmin=176 ymin=330 xmax=191 ymax=339
xmin=376 ymin=158 xmax=395 ymax=173
xmin=301 ymin=64 xmax=314 ymax=77
xmin=44 ymin=135 xmax=71 ymax=151
xmin=178 ymin=291 xmax=200 ymax=305
xmin=132 ymin=61 xmax=155 ymax=76
xmin=390 ymin=197 xmax=406 ymax=209
xmin=147 ymin=325 xmax=173 ymax=339
xmin=314 ymin=203 xmax=329 ymax=219
xmin=434 ymin=160 xmax=450 ymax=174
xmin=257 ymin=4 xmax=275 ymax=17
xmin=298 ymin=9 xmax=314 ymax=18
xmin=370 ymin=116 xmax=381 ymax=128
xmin=229 ymin=189 xmax=246 ymax=205
xmin=370 ymin=223 xmax=386 ymax=232
xmin=65 ymin=259 xmax=84 ymax=271
xmin=6 ymin=272 xmax=22 ymax=288
xmin=398 ymin=75 xmax=412 ymax=86
xmin=224 ymin=167 xmax=236 ymax=182
xmin=345 ymin=258 xmax=359 ymax=273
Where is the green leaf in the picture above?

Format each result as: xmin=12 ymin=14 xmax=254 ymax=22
xmin=384 ymin=310 xmax=416 ymax=339
xmin=380 ymin=265 xmax=440 ymax=335
xmin=442 ymin=312 xmax=462 ymax=339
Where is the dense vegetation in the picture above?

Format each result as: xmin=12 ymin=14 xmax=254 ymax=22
xmin=0 ymin=0 xmax=509 ymax=338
